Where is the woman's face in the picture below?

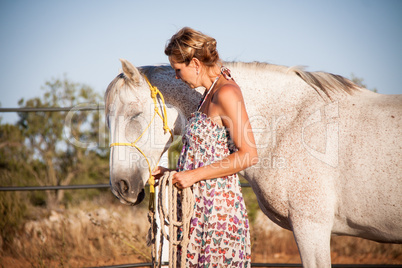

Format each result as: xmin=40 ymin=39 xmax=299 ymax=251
xmin=169 ymin=57 xmax=199 ymax=89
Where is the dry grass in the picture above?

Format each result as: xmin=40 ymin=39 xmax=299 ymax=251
xmin=1 ymin=194 xmax=401 ymax=267
xmin=1 ymin=195 xmax=151 ymax=268
xmin=251 ymin=211 xmax=402 ymax=265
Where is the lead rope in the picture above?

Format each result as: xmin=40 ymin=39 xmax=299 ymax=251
xmin=141 ymin=76 xmax=193 ymax=267
xmin=148 ymin=171 xmax=194 ymax=268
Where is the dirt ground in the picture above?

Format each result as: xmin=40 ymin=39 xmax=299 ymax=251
xmin=2 ymin=253 xmax=402 ymax=267
xmin=253 ymin=252 xmax=402 ymax=265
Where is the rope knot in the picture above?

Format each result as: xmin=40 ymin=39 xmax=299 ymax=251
xmin=163 ymin=125 xmax=170 ymax=133
xmin=150 ymin=89 xmax=158 ymax=99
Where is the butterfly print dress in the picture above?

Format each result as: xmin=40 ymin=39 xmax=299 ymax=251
xmin=177 ymin=111 xmax=251 ymax=267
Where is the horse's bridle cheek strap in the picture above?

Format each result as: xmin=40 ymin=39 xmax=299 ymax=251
xmin=109 ymin=75 xmax=174 ymax=211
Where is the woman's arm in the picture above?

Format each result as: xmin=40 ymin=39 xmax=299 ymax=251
xmin=172 ymin=84 xmax=258 ymax=189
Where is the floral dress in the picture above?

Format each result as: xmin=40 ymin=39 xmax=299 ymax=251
xmin=177 ymin=111 xmax=251 ymax=268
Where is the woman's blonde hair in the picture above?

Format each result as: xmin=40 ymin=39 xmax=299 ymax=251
xmin=165 ymin=27 xmax=221 ymax=69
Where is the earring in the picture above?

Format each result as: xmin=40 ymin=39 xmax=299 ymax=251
xmin=196 ymin=68 xmax=199 ymax=75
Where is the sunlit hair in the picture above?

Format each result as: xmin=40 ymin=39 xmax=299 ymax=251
xmin=165 ymin=27 xmax=221 ymax=70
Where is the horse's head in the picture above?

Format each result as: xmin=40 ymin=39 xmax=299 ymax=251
xmin=105 ymin=59 xmax=175 ymax=205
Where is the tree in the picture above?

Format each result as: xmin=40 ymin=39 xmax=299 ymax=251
xmin=350 ymin=73 xmax=378 ymax=93
xmin=16 ymin=76 xmax=109 ymax=209
xmin=0 ymin=123 xmax=29 ymax=249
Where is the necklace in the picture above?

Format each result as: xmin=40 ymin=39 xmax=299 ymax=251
xmin=197 ymin=74 xmax=220 ymax=112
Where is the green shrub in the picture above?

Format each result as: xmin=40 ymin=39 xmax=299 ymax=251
xmin=0 ymin=191 xmax=27 ymax=250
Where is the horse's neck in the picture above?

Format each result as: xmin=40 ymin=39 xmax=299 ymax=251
xmin=144 ymin=68 xmax=203 ymax=136
xmin=144 ymin=63 xmax=313 ymax=118
xmin=147 ymin=68 xmax=203 ymax=117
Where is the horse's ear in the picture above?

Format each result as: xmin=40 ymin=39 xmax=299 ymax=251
xmin=120 ymin=59 xmax=141 ymax=84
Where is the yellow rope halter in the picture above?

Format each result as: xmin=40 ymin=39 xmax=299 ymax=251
xmin=109 ymin=75 xmax=174 ymax=210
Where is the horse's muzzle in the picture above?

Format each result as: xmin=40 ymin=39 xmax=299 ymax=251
xmin=110 ymin=180 xmax=145 ymax=206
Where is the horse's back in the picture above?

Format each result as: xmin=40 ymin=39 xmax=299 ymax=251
xmin=334 ymin=91 xmax=402 ymax=242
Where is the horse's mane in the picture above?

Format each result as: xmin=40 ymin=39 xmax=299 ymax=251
xmin=138 ymin=65 xmax=173 ymax=77
xmin=226 ymin=61 xmax=361 ymax=100
xmin=290 ymin=66 xmax=360 ymax=100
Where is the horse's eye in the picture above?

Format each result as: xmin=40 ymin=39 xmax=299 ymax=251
xmin=131 ymin=112 xmax=142 ymax=120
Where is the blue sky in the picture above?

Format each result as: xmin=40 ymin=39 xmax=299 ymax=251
xmin=1 ymin=0 xmax=401 ymax=123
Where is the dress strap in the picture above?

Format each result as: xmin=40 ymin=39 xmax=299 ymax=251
xmin=220 ymin=66 xmax=235 ymax=81
xmin=197 ymin=75 xmax=220 ymax=111
xmin=196 ymin=66 xmax=235 ymax=111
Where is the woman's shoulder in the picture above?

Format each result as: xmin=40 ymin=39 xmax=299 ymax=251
xmin=214 ymin=81 xmax=243 ymax=104
xmin=210 ymin=82 xmax=244 ymax=119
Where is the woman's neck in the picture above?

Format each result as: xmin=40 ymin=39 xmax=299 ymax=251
xmin=200 ymin=65 xmax=221 ymax=89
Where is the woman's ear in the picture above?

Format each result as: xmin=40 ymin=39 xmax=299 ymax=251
xmin=190 ymin=57 xmax=201 ymax=68
xmin=190 ymin=58 xmax=201 ymax=75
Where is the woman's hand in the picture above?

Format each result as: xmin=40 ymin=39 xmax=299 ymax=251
xmin=171 ymin=170 xmax=197 ymax=189
xmin=151 ymin=166 xmax=170 ymax=185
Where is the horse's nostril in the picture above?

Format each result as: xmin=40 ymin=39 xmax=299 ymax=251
xmin=133 ymin=189 xmax=145 ymax=205
xmin=119 ymin=180 xmax=129 ymax=194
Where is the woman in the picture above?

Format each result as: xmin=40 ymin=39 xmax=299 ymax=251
xmin=153 ymin=27 xmax=258 ymax=267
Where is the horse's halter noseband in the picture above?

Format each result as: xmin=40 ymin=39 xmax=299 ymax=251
xmin=109 ymin=75 xmax=174 ymax=209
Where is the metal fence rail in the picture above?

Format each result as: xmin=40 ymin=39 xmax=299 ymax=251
xmin=0 ymin=183 xmax=251 ymax=191
xmin=0 ymin=106 xmax=104 ymax=112
xmin=0 ymin=184 xmax=110 ymax=191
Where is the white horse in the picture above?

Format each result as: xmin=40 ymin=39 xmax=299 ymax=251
xmin=105 ymin=59 xmax=402 ymax=267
